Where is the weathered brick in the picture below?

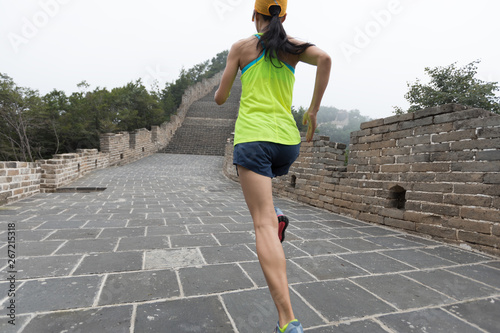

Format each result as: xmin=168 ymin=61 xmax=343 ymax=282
xmin=444 ymin=194 xmax=492 ymax=207
xmin=399 ymin=117 xmax=433 ymax=130
xmin=416 ymin=224 xmax=456 ymax=240
xmin=412 ymin=143 xmax=450 ymax=154
xmin=380 ymin=164 xmax=411 ymax=173
xmin=411 ymin=163 xmax=450 ymax=172
xmin=383 ymin=112 xmax=415 ymax=125
xmin=407 ymin=191 xmax=443 ymax=203
xmin=370 ymin=140 xmax=397 ymax=150
xmin=451 ymin=161 xmax=500 ymax=173
xmin=413 ymin=183 xmax=453 ymax=193
xmin=400 ymin=173 xmax=436 ymax=183
xmin=435 ymin=173 xmax=484 ymax=183
xmin=382 ymin=147 xmax=411 ymax=156
xmin=358 ymin=134 xmax=383 ymax=144
xmin=476 ymin=150 xmax=500 ymax=161
xmin=461 ymin=207 xmax=500 ymax=223
xmin=477 ymin=127 xmax=500 ymax=139
xmin=413 ymin=104 xmax=468 ymax=119
xmin=451 ymin=138 xmax=500 ymax=151
xmin=431 ymin=129 xmax=477 ymax=143
xmin=444 ymin=218 xmax=492 ymax=234
xmin=397 ymin=135 xmax=431 ymax=147
xmin=454 ymin=115 xmax=500 ymax=130
xmin=360 ymin=118 xmax=385 ymax=129
xmin=434 ymin=108 xmax=493 ymax=124
xmin=383 ymin=129 xmax=413 ymax=140
xmin=384 ymin=217 xmax=416 ymax=231
xmin=421 ymin=203 xmax=460 ymax=216
xmin=396 ymin=154 xmax=431 ymax=164
xmin=414 ymin=122 xmax=454 ymax=136
xmin=403 ymin=211 xmax=435 ymax=223
xmin=457 ymin=231 xmax=499 ymax=248
xmin=430 ymin=151 xmax=475 ymax=162
xmin=493 ymin=224 xmax=500 ymax=236
xmin=359 ymin=212 xmax=384 ymax=224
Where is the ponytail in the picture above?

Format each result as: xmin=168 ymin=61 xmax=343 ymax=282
xmin=258 ymin=5 xmax=314 ymax=68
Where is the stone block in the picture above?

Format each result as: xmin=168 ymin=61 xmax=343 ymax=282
xmin=432 ymin=129 xmax=477 ymax=143
xmin=380 ymin=164 xmax=411 ymax=173
xmin=384 ymin=217 xmax=416 ymax=231
xmin=383 ymin=128 xmax=413 ymax=140
xmin=416 ymin=224 xmax=456 ymax=240
xmin=451 ymin=160 xmax=500 ymax=172
xmin=399 ymin=116 xmax=433 ymax=130
xmin=443 ymin=194 xmax=491 ymax=207
xmin=360 ymin=118 xmax=385 ymax=129
xmin=383 ymin=112 xmax=415 ymax=125
xmin=412 ymin=143 xmax=450 ymax=154
xmin=454 ymin=183 xmax=500 ymax=196
xmin=458 ymin=231 xmax=499 ymax=248
xmin=412 ymin=162 xmax=450 ymax=172
xmin=414 ymin=122 xmax=454 ymax=136
xmin=461 ymin=207 xmax=500 ymax=223
xmin=434 ymin=108 xmax=493 ymax=124
xmin=421 ymin=203 xmax=459 ymax=216
xmin=444 ymin=218 xmax=492 ymax=234
xmin=477 ymin=127 xmax=500 ymax=139
xmin=476 ymin=150 xmax=500 ymax=161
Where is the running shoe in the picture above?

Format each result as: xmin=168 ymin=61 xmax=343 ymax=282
xmin=275 ymin=207 xmax=289 ymax=243
xmin=274 ymin=320 xmax=304 ymax=333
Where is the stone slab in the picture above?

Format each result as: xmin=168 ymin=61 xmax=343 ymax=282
xmin=146 ymin=225 xmax=189 ymax=236
xmin=364 ymin=235 xmax=424 ymax=249
xmin=47 ymin=228 xmax=101 ymax=240
xmin=98 ymin=269 xmax=180 ymax=305
xmin=17 ymin=255 xmax=82 ymax=279
xmin=290 ymin=240 xmax=348 ymax=256
xmin=17 ymin=240 xmax=65 ymax=257
xmin=292 ymin=280 xmax=396 ymax=322
xmin=199 ymin=244 xmax=257 ymax=264
xmin=179 ymin=263 xmax=254 ymax=297
xmin=330 ymin=238 xmax=386 ymax=252
xmin=293 ymin=255 xmax=368 ymax=280
xmin=222 ymin=288 xmax=324 ymax=332
xmin=308 ymin=320 xmax=388 ymax=333
xmin=421 ymin=246 xmax=492 ymax=264
xmin=339 ymin=252 xmax=415 ymax=274
xmin=98 ymin=227 xmax=146 ymax=239
xmin=352 ymin=274 xmax=454 ymax=310
xmin=381 ymin=249 xmax=456 ymax=269
xmin=447 ymin=264 xmax=500 ymax=289
xmin=378 ymin=308 xmax=482 ymax=333
xmin=3 ymin=275 xmax=102 ymax=314
xmin=22 ymin=305 xmax=133 ymax=333
xmin=73 ymin=251 xmax=143 ymax=275
xmin=445 ymin=297 xmax=500 ymax=333
xmin=116 ymin=236 xmax=170 ymax=251
xmin=135 ymin=296 xmax=233 ymax=332
xmin=144 ymin=248 xmax=205 ymax=269
xmin=404 ymin=269 xmax=499 ymax=301
xmin=55 ymin=238 xmax=119 ymax=254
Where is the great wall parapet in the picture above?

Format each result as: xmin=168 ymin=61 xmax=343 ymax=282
xmin=224 ymin=104 xmax=500 ymax=255
xmin=0 ymin=72 xmax=223 ymax=203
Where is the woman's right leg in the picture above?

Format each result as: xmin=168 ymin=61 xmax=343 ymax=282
xmin=237 ymin=165 xmax=296 ymax=327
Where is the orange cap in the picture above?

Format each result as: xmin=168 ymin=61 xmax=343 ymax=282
xmin=253 ymin=0 xmax=287 ymax=21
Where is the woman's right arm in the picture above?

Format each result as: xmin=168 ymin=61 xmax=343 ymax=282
xmin=214 ymin=42 xmax=242 ymax=105
xmin=299 ymin=46 xmax=332 ymax=142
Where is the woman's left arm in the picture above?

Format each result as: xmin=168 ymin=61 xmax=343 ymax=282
xmin=214 ymin=42 xmax=241 ymax=105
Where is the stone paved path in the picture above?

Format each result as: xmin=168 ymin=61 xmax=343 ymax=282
xmin=1 ymin=154 xmax=499 ymax=333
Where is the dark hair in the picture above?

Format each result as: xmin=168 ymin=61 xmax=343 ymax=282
xmin=258 ymin=5 xmax=314 ymax=68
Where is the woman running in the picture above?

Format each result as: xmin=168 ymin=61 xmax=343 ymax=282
xmin=215 ymin=1 xmax=331 ymax=332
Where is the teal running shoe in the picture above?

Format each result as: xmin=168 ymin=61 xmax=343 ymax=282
xmin=275 ymin=320 xmax=304 ymax=333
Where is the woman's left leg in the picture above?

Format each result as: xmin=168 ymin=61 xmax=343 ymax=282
xmin=237 ymin=165 xmax=295 ymax=326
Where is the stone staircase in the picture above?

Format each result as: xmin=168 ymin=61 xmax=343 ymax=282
xmin=161 ymin=77 xmax=241 ymax=156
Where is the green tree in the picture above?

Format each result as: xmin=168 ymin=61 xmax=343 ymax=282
xmin=394 ymin=60 xmax=500 ymax=114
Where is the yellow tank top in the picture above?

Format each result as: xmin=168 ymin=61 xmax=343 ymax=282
xmin=234 ymin=34 xmax=301 ymax=146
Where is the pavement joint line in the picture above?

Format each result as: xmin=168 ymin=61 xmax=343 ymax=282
xmin=441 ymin=268 xmax=500 ymax=291
xmin=50 ymin=240 xmax=68 ymax=255
xmin=440 ymin=306 xmax=490 ymax=333
xmin=211 ymin=233 xmax=222 ymax=246
xmin=236 ymin=262 xmax=258 ymax=289
xmin=92 ymin=274 xmax=108 ymax=307
xmin=129 ymin=304 xmax=137 ymax=333
xmin=347 ymin=278 xmax=402 ymax=311
xmin=288 ymin=260 xmax=319 ymax=282
xmin=289 ymin=285 xmax=330 ymax=324
xmin=218 ymin=294 xmax=240 ymax=333
xmin=68 ymin=254 xmax=87 ymax=276
xmin=371 ymin=317 xmax=395 ymax=333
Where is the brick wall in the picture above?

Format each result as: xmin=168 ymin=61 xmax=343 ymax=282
xmin=0 ymin=162 xmax=41 ymax=205
xmin=1 ymin=71 xmax=223 ymax=202
xmin=38 ymin=149 xmax=109 ymax=193
xmin=223 ymin=104 xmax=500 ymax=255
xmin=100 ymin=72 xmax=223 ymax=165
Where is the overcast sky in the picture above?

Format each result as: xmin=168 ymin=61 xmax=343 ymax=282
xmin=1 ymin=0 xmax=499 ymax=120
